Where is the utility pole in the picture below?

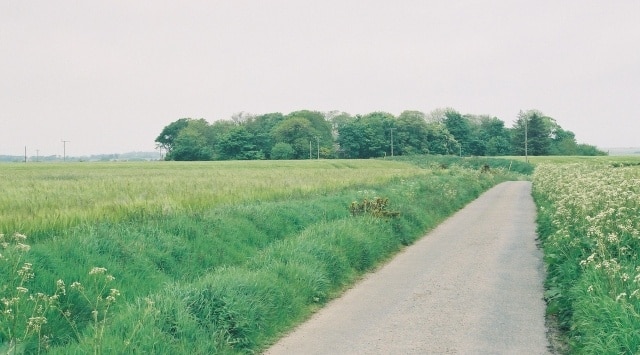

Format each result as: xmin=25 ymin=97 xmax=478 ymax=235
xmin=309 ymin=140 xmax=312 ymax=159
xmin=524 ymin=115 xmax=528 ymax=163
xmin=62 ymin=140 xmax=70 ymax=161
xmin=390 ymin=128 xmax=395 ymax=157
xmin=24 ymin=146 xmax=27 ymax=163
xmin=316 ymin=136 xmax=320 ymax=159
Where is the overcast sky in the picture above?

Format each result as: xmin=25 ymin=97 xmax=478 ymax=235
xmin=2 ymin=1 xmax=639 ymax=156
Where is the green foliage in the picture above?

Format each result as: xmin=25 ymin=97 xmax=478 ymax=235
xmin=479 ymin=117 xmax=512 ymax=156
xmin=216 ymin=126 xmax=263 ymax=160
xmin=395 ymin=111 xmax=431 ymax=155
xmin=270 ymin=142 xmax=294 ymax=160
xmin=166 ymin=119 xmax=213 ymax=161
xmin=336 ymin=112 xmax=395 ymax=158
xmin=443 ymin=110 xmax=470 ymax=155
xmin=511 ymin=110 xmax=552 ymax=156
xmin=155 ymin=118 xmax=190 ymax=155
xmin=0 ymin=233 xmax=122 ymax=354
xmin=271 ymin=117 xmax=317 ymax=159
xmin=155 ymin=109 xmax=603 ymax=161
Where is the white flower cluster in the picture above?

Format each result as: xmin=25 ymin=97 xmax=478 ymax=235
xmin=534 ymin=163 xmax=640 ymax=303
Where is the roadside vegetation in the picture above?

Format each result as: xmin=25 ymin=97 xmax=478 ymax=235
xmin=0 ymin=157 xmax=530 ymax=354
xmin=533 ymin=161 xmax=640 ymax=353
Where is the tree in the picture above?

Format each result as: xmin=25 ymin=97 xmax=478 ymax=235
xmin=361 ymin=112 xmax=395 ymax=158
xmin=216 ymin=125 xmax=263 ymax=160
xmin=511 ymin=110 xmax=551 ymax=156
xmin=478 ymin=117 xmax=511 ymax=156
xmin=155 ymin=118 xmax=191 ymax=157
xmin=443 ymin=110 xmax=472 ymax=155
xmin=336 ymin=116 xmax=365 ymax=158
xmin=166 ymin=119 xmax=213 ymax=161
xmin=550 ymin=128 xmax=578 ymax=155
xmin=245 ymin=113 xmax=286 ymax=158
xmin=396 ymin=111 xmax=430 ymax=155
xmin=286 ymin=110 xmax=334 ymax=157
xmin=270 ymin=142 xmax=295 ymax=160
xmin=271 ymin=117 xmax=317 ymax=159
xmin=336 ymin=112 xmax=395 ymax=158
xmin=424 ymin=122 xmax=458 ymax=155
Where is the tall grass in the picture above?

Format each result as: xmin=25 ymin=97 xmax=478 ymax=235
xmin=533 ymin=162 xmax=640 ymax=353
xmin=1 ymin=157 xmax=530 ymax=353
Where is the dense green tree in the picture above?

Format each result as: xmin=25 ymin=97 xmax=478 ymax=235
xmin=245 ymin=113 xmax=286 ymax=158
xmin=362 ymin=112 xmax=395 ymax=157
xmin=336 ymin=112 xmax=395 ymax=158
xmin=156 ymin=108 xmax=604 ymax=160
xmin=478 ymin=117 xmax=512 ymax=156
xmin=270 ymin=142 xmax=295 ymax=160
xmin=216 ymin=126 xmax=263 ymax=160
xmin=167 ymin=119 xmax=213 ymax=161
xmin=155 ymin=118 xmax=191 ymax=156
xmin=550 ymin=128 xmax=578 ymax=155
xmin=511 ymin=110 xmax=552 ymax=156
xmin=395 ymin=111 xmax=430 ymax=155
xmin=424 ymin=122 xmax=458 ymax=155
xmin=271 ymin=117 xmax=317 ymax=159
xmin=336 ymin=116 xmax=365 ymax=158
xmin=286 ymin=110 xmax=334 ymax=157
xmin=443 ymin=110 xmax=472 ymax=155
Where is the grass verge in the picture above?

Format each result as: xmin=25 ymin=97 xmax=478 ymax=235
xmin=533 ymin=162 xmax=640 ymax=354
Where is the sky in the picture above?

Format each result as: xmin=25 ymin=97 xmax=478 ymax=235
xmin=1 ymin=0 xmax=639 ymax=157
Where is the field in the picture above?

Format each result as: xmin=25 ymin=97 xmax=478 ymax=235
xmin=533 ymin=158 xmax=640 ymax=353
xmin=0 ymin=157 xmax=530 ymax=354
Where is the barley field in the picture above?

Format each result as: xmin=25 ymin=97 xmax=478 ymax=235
xmin=0 ymin=160 xmax=426 ymax=241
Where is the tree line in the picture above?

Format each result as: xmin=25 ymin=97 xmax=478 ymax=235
xmin=155 ymin=109 xmax=606 ymax=161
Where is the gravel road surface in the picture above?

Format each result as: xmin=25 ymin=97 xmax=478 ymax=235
xmin=265 ymin=181 xmax=550 ymax=354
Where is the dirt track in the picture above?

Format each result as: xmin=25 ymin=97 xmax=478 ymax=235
xmin=265 ymin=181 xmax=550 ymax=354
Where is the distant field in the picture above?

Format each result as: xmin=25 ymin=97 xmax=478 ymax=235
xmin=0 ymin=160 xmax=426 ymax=240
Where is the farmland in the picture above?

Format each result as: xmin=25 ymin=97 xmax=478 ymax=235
xmin=533 ymin=159 xmax=640 ymax=353
xmin=0 ymin=157 xmax=529 ymax=354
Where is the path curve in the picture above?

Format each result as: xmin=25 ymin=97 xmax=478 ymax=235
xmin=265 ymin=181 xmax=550 ymax=354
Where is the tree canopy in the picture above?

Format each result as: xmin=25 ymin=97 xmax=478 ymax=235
xmin=155 ymin=108 xmax=606 ymax=161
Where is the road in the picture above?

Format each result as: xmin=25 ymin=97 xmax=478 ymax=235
xmin=265 ymin=181 xmax=550 ymax=354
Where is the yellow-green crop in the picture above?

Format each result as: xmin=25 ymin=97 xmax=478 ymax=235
xmin=0 ymin=160 xmax=425 ymax=240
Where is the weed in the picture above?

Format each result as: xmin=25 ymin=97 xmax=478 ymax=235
xmin=349 ymin=197 xmax=400 ymax=218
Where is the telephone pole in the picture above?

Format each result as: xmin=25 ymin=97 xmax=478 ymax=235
xmin=390 ymin=128 xmax=395 ymax=157
xmin=62 ymin=140 xmax=70 ymax=161
xmin=524 ymin=116 xmax=528 ymax=163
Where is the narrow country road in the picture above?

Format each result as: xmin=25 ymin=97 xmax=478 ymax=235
xmin=265 ymin=181 xmax=550 ymax=354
